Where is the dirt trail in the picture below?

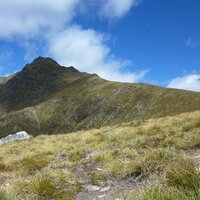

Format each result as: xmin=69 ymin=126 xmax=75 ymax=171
xmin=76 ymin=149 xmax=200 ymax=200
xmin=76 ymin=176 xmax=144 ymax=200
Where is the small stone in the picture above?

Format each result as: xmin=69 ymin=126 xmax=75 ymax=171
xmin=100 ymin=187 xmax=110 ymax=192
xmin=86 ymin=185 xmax=100 ymax=192
xmin=98 ymin=194 xmax=107 ymax=198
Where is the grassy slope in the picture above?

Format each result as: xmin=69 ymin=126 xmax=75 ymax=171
xmin=1 ymin=57 xmax=200 ymax=137
xmin=0 ymin=77 xmax=9 ymax=85
xmin=0 ymin=75 xmax=14 ymax=85
xmin=0 ymin=111 xmax=200 ymax=199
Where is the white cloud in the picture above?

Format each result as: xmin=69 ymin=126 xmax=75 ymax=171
xmin=168 ymin=74 xmax=200 ymax=92
xmin=48 ymin=25 xmax=147 ymax=82
xmin=99 ymin=0 xmax=140 ymax=19
xmin=0 ymin=0 xmax=145 ymax=83
xmin=0 ymin=0 xmax=80 ymax=39
xmin=0 ymin=0 xmax=141 ymax=39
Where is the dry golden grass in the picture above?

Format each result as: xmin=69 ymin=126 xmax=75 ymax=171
xmin=0 ymin=110 xmax=200 ymax=199
xmin=0 ymin=161 xmax=7 ymax=172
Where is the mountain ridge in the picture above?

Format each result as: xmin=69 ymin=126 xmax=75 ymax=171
xmin=0 ymin=57 xmax=200 ymax=137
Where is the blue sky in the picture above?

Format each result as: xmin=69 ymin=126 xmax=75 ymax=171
xmin=0 ymin=0 xmax=200 ymax=91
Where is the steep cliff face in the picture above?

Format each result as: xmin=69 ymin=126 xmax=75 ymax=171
xmin=0 ymin=57 xmax=200 ymax=137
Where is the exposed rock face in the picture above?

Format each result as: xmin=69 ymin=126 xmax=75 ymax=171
xmin=0 ymin=56 xmax=200 ymax=137
xmin=0 ymin=131 xmax=30 ymax=145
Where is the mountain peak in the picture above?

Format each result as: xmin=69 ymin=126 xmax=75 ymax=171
xmin=23 ymin=57 xmax=80 ymax=75
xmin=31 ymin=56 xmax=59 ymax=66
xmin=23 ymin=56 xmax=61 ymax=72
xmin=0 ymin=57 xmax=83 ymax=109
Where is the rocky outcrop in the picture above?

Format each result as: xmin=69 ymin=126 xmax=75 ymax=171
xmin=0 ymin=131 xmax=30 ymax=145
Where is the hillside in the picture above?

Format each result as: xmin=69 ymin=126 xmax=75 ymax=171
xmin=0 ymin=57 xmax=200 ymax=137
xmin=0 ymin=76 xmax=12 ymax=85
xmin=0 ymin=111 xmax=200 ymax=199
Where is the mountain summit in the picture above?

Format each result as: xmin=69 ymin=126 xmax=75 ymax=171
xmin=0 ymin=57 xmax=82 ymax=110
xmin=21 ymin=56 xmax=79 ymax=76
xmin=0 ymin=57 xmax=200 ymax=137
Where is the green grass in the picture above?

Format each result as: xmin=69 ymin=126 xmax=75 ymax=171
xmin=19 ymin=157 xmax=50 ymax=174
xmin=14 ymin=171 xmax=82 ymax=200
xmin=128 ymin=185 xmax=198 ymax=200
xmin=127 ymin=154 xmax=200 ymax=200
xmin=0 ymin=187 xmax=14 ymax=200
xmin=164 ymin=159 xmax=200 ymax=192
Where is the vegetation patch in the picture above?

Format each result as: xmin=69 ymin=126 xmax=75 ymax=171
xmin=0 ymin=187 xmax=14 ymax=200
xmin=129 ymin=185 xmax=198 ymax=200
xmin=0 ymin=161 xmax=7 ymax=172
xmin=14 ymin=171 xmax=82 ymax=200
xmin=19 ymin=157 xmax=50 ymax=174
xmin=164 ymin=159 xmax=200 ymax=192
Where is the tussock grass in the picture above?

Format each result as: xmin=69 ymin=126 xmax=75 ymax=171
xmin=138 ymin=148 xmax=178 ymax=175
xmin=0 ymin=161 xmax=7 ymax=172
xmin=164 ymin=159 xmax=200 ymax=191
xmin=127 ymin=157 xmax=200 ymax=200
xmin=1 ymin=111 xmax=200 ymax=199
xmin=128 ymin=185 xmax=197 ymax=200
xmin=97 ymin=148 xmax=178 ymax=179
xmin=0 ymin=187 xmax=14 ymax=200
xmin=19 ymin=157 xmax=50 ymax=174
xmin=14 ymin=171 xmax=82 ymax=200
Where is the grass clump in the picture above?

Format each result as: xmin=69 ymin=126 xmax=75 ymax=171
xmin=15 ymin=171 xmax=82 ymax=200
xmin=20 ymin=157 xmax=50 ymax=174
xmin=164 ymin=159 xmax=200 ymax=192
xmin=128 ymin=185 xmax=197 ymax=200
xmin=127 ymin=158 xmax=200 ymax=200
xmin=0 ymin=161 xmax=7 ymax=172
xmin=141 ymin=148 xmax=178 ymax=174
xmin=97 ymin=148 xmax=178 ymax=180
xmin=181 ymin=119 xmax=200 ymax=132
xmin=125 ymin=148 xmax=178 ymax=178
xmin=0 ymin=187 xmax=14 ymax=200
